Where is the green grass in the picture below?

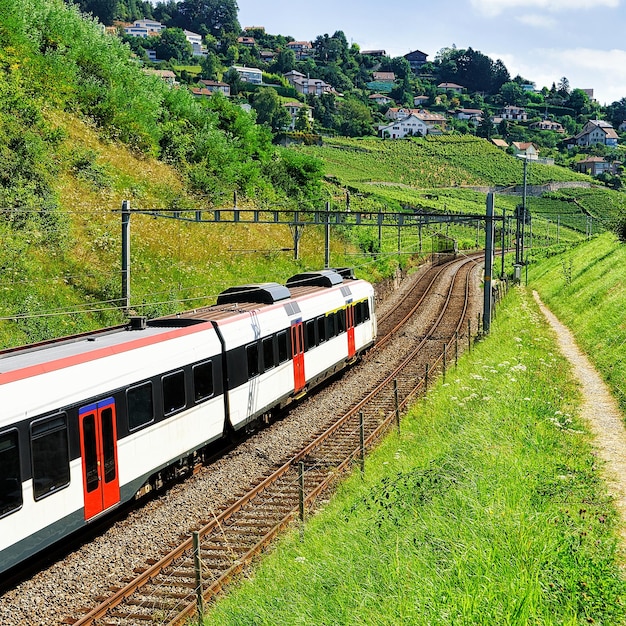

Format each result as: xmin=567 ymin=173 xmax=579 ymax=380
xmin=204 ymin=287 xmax=626 ymax=625
xmin=530 ymin=232 xmax=626 ymax=414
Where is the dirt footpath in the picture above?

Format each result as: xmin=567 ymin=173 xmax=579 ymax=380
xmin=533 ymin=291 xmax=626 ymax=550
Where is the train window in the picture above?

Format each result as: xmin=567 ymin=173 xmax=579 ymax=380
xmin=355 ymin=302 xmax=363 ymax=325
xmin=326 ymin=314 xmax=336 ymax=339
xmin=0 ymin=430 xmax=22 ymax=518
xmin=306 ymin=319 xmax=316 ymax=350
xmin=247 ymin=343 xmax=260 ymax=378
xmin=363 ymin=300 xmax=370 ymax=321
xmin=277 ymin=330 xmax=289 ymax=364
xmin=337 ymin=309 xmax=346 ymax=334
xmin=193 ymin=361 xmax=214 ymax=402
xmin=82 ymin=414 xmax=100 ymax=493
xmin=127 ymin=382 xmax=154 ymax=430
xmin=163 ymin=370 xmax=186 ymax=416
xmin=31 ymin=414 xmax=70 ymax=501
xmin=317 ymin=316 xmax=326 ymax=343
xmin=263 ymin=337 xmax=275 ymax=371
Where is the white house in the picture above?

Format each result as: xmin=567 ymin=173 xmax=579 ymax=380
xmin=124 ymin=19 xmax=165 ymax=38
xmin=572 ymin=120 xmax=619 ymax=147
xmin=511 ymin=142 xmax=538 ymax=159
xmin=232 ymin=65 xmax=263 ymax=85
xmin=369 ymin=93 xmax=393 ymax=106
xmin=184 ymin=30 xmax=205 ymax=56
xmin=283 ymin=70 xmax=336 ymax=96
xmin=379 ymin=114 xmax=431 ymax=139
xmin=453 ymin=108 xmax=482 ymax=124
xmin=283 ymin=102 xmax=314 ymax=130
xmin=529 ymin=120 xmax=565 ymax=133
xmin=499 ymin=105 xmax=528 ymax=122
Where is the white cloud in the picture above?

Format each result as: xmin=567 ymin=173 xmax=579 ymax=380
xmin=516 ymin=13 xmax=557 ymax=27
xmin=494 ymin=47 xmax=626 ymax=104
xmin=472 ymin=0 xmax=619 ymax=17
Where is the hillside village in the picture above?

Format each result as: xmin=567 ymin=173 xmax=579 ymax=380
xmin=107 ymin=12 xmax=626 ymax=186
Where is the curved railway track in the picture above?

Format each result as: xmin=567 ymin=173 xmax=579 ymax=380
xmin=63 ymin=254 xmax=483 ymax=626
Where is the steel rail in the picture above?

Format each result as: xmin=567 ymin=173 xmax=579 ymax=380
xmin=65 ymin=255 xmax=480 ymax=626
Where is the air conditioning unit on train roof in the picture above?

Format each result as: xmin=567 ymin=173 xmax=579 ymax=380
xmin=286 ymin=270 xmax=344 ymax=288
xmin=216 ymin=283 xmax=291 ymax=305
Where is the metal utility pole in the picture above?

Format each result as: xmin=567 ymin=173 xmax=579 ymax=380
xmin=324 ymin=201 xmax=330 ymax=268
xmin=121 ymin=200 xmax=131 ymax=311
xmin=483 ymin=193 xmax=495 ymax=335
xmin=521 ymin=157 xmax=528 ymax=263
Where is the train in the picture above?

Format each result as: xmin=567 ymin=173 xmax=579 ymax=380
xmin=0 ymin=269 xmax=376 ymax=575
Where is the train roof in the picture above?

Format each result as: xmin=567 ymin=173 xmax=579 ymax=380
xmin=0 ymin=321 xmax=212 ymax=379
xmin=0 ymin=269 xmax=369 ymax=380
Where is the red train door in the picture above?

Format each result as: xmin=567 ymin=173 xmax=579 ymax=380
xmin=291 ymin=320 xmax=306 ymax=393
xmin=79 ymin=398 xmax=121 ymax=520
xmin=346 ymin=304 xmax=356 ymax=358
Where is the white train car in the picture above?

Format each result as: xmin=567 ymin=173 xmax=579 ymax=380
xmin=0 ymin=320 xmax=226 ymax=574
xmin=0 ymin=269 xmax=376 ymax=575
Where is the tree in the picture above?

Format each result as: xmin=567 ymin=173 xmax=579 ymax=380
xmin=155 ymin=28 xmax=193 ymax=63
xmin=177 ymin=0 xmax=239 ymax=40
xmin=557 ymin=76 xmax=570 ymax=98
xmin=273 ymin=48 xmax=296 ymax=75
xmin=251 ymin=87 xmax=290 ymax=132
xmin=499 ymin=81 xmax=526 ymax=106
xmin=338 ymin=98 xmax=373 ymax=137
xmin=477 ymin=114 xmax=494 ymax=139
xmin=567 ymin=88 xmax=591 ymax=116
xmin=200 ymin=51 xmax=220 ymax=80
xmin=605 ymin=97 xmax=626 ymax=129
xmin=74 ymin=0 xmax=118 ymax=24
xmin=294 ymin=107 xmax=313 ymax=133
xmin=223 ymin=67 xmax=244 ymax=95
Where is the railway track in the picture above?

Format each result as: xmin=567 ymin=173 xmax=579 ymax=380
xmin=63 ymin=254 xmax=482 ymax=626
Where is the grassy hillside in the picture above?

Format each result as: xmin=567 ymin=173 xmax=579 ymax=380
xmin=206 ymin=285 xmax=626 ymax=625
xmin=530 ymin=232 xmax=626 ymax=413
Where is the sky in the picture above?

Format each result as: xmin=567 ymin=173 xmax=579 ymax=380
xmin=236 ymin=0 xmax=626 ymax=106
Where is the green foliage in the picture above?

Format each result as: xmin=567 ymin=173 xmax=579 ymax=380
xmin=266 ymin=149 xmax=324 ymax=206
xmin=154 ymin=27 xmax=193 ymax=63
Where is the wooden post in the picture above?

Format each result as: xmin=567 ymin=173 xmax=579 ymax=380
xmin=393 ymin=379 xmax=400 ymax=434
xmin=299 ymin=461 xmax=305 ymax=523
xmin=193 ymin=531 xmax=204 ymax=622
xmin=359 ymin=411 xmax=365 ymax=476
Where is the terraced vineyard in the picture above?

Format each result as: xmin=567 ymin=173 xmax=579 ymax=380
xmin=301 ymin=135 xmax=589 ymax=188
